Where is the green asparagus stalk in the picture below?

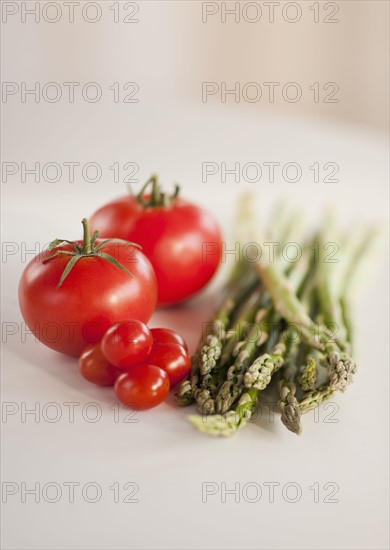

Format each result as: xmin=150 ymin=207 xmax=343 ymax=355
xmin=298 ymin=355 xmax=317 ymax=392
xmin=278 ymin=367 xmax=302 ymax=435
xmin=199 ymin=266 xmax=259 ymax=376
xmin=243 ymin=341 xmax=285 ymax=391
xmin=195 ymin=282 xmax=265 ymax=415
xmin=219 ymin=289 xmax=267 ymax=368
xmin=338 ymin=225 xmax=379 ymax=348
xmin=188 ymin=388 xmax=258 ymax=437
xmin=184 ymin=195 xmax=378 ymax=438
xmin=201 ymin=289 xmax=267 ymax=396
xmin=215 ymin=305 xmax=276 ymax=414
xmin=175 ymin=379 xmax=193 ymax=407
xmin=277 ymin=340 xmax=302 ymax=435
xmin=189 ymin=339 xmax=286 ymax=437
xmin=298 ymin=385 xmax=335 ymax=413
xmin=189 ymin=238 xmax=314 ymax=434
xmin=175 ymin=261 xmax=258 ymax=407
xmin=214 ymin=240 xmax=313 ymax=415
xmin=254 ymin=258 xmax=357 ymax=392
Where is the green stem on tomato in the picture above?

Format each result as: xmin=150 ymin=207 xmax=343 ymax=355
xmin=135 ymin=174 xmax=155 ymax=205
xmin=135 ymin=175 xmax=180 ymax=208
xmin=43 ymin=219 xmax=140 ymax=288
xmin=151 ymin=176 xmax=161 ymax=206
xmin=81 ymin=218 xmax=92 ymax=254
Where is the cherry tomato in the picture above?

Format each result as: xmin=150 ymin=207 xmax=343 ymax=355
xmin=151 ymin=327 xmax=188 ymax=353
xmin=101 ymin=320 xmax=153 ymax=369
xmin=79 ymin=344 xmax=118 ymax=386
xmin=146 ymin=342 xmax=191 ymax=387
xmin=115 ymin=364 xmax=170 ymax=410
xmin=18 ymin=219 xmax=157 ymax=356
xmin=89 ymin=176 xmax=222 ymax=305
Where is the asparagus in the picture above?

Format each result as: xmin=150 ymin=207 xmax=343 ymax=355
xmin=199 ymin=266 xmax=259 ymax=376
xmin=182 ymin=195 xmax=377 ymax=438
xmin=278 ymin=225 xmax=377 ymax=430
xmin=175 ymin=261 xmax=258 ymax=407
xmin=298 ymin=385 xmax=335 ymax=413
xmin=188 ymin=388 xmax=258 ymax=437
xmin=200 ymin=334 xmax=223 ymax=377
xmin=280 ymin=347 xmax=333 ymax=433
xmin=278 ymin=366 xmax=302 ymax=435
xmin=191 ymin=332 xmax=288 ymax=437
xmin=219 ymin=290 xmax=267 ymax=368
xmin=213 ymin=234 xmax=312 ymax=415
xmin=175 ymin=379 xmax=193 ymax=407
xmin=243 ymin=341 xmax=286 ymax=390
xmin=339 ymin=297 xmax=354 ymax=349
xmin=312 ymin=222 xmax=377 ymax=391
xmin=194 ymin=387 xmax=216 ymax=416
xmin=298 ymin=355 xmax=317 ymax=392
xmin=189 ymin=339 xmax=287 ymax=437
xmin=189 ymin=238 xmax=314 ymax=435
xmin=254 ymin=257 xmax=357 ymax=392
xmin=277 ymin=338 xmax=302 ymax=434
xmin=338 ymin=226 xmax=379 ymax=348
xmin=215 ymin=305 xmax=275 ymax=414
xmin=195 ymin=284 xmax=264 ymax=415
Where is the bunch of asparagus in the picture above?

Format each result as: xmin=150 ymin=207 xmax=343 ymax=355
xmin=176 ymin=196 xmax=377 ymax=437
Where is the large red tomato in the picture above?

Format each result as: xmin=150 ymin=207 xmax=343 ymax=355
xmin=18 ymin=219 xmax=157 ymax=356
xmin=89 ymin=176 xmax=222 ymax=305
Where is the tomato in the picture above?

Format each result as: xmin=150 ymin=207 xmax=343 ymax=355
xmin=79 ymin=344 xmax=117 ymax=386
xmin=101 ymin=320 xmax=153 ymax=368
xmin=146 ymin=342 xmax=191 ymax=387
xmin=150 ymin=327 xmax=188 ymax=353
xmin=18 ymin=219 xmax=157 ymax=357
xmin=89 ymin=176 xmax=222 ymax=305
xmin=115 ymin=364 xmax=170 ymax=410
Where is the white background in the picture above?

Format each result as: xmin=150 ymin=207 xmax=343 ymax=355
xmin=1 ymin=2 xmax=389 ymax=549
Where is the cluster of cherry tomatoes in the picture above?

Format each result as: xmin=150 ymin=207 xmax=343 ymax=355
xmin=79 ymin=320 xmax=190 ymax=410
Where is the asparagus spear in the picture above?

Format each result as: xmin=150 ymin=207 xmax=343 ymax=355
xmin=298 ymin=355 xmax=317 ymax=392
xmin=184 ymin=195 xmax=378 ymax=437
xmin=298 ymin=385 xmax=335 ymax=413
xmin=338 ymin=225 xmax=379 ymax=348
xmin=189 ymin=340 xmax=286 ymax=437
xmin=189 ymin=239 xmax=314 ymax=434
xmin=214 ymin=233 xmax=313 ymax=415
xmin=219 ymin=289 xmax=267 ymax=368
xmin=175 ymin=262 xmax=258 ymax=407
xmin=278 ymin=366 xmax=302 ymax=435
xmin=254 ymin=257 xmax=357 ymax=392
xmin=175 ymin=379 xmax=193 ymax=407
xmin=195 ymin=281 xmax=265 ymax=415
xmin=201 ymin=289 xmax=266 ymax=396
xmin=199 ymin=265 xmax=259 ymax=376
xmin=215 ymin=305 xmax=276 ymax=414
xmin=243 ymin=341 xmax=285 ymax=391
xmin=276 ymin=336 xmax=303 ymax=435
xmin=188 ymin=388 xmax=258 ymax=437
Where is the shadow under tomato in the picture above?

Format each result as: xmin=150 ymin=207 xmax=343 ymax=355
xmin=6 ymin=288 xmax=217 ymax=405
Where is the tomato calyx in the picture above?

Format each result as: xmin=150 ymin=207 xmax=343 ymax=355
xmin=133 ymin=174 xmax=180 ymax=209
xmin=42 ymin=218 xmax=142 ymax=288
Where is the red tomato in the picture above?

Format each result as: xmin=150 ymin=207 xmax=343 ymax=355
xmin=115 ymin=364 xmax=170 ymax=410
xmin=101 ymin=320 xmax=153 ymax=368
xmin=151 ymin=327 xmax=188 ymax=353
xmin=18 ymin=219 xmax=157 ymax=356
xmin=79 ymin=344 xmax=117 ymax=386
xmin=89 ymin=177 xmax=222 ymax=305
xmin=146 ymin=342 xmax=191 ymax=387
